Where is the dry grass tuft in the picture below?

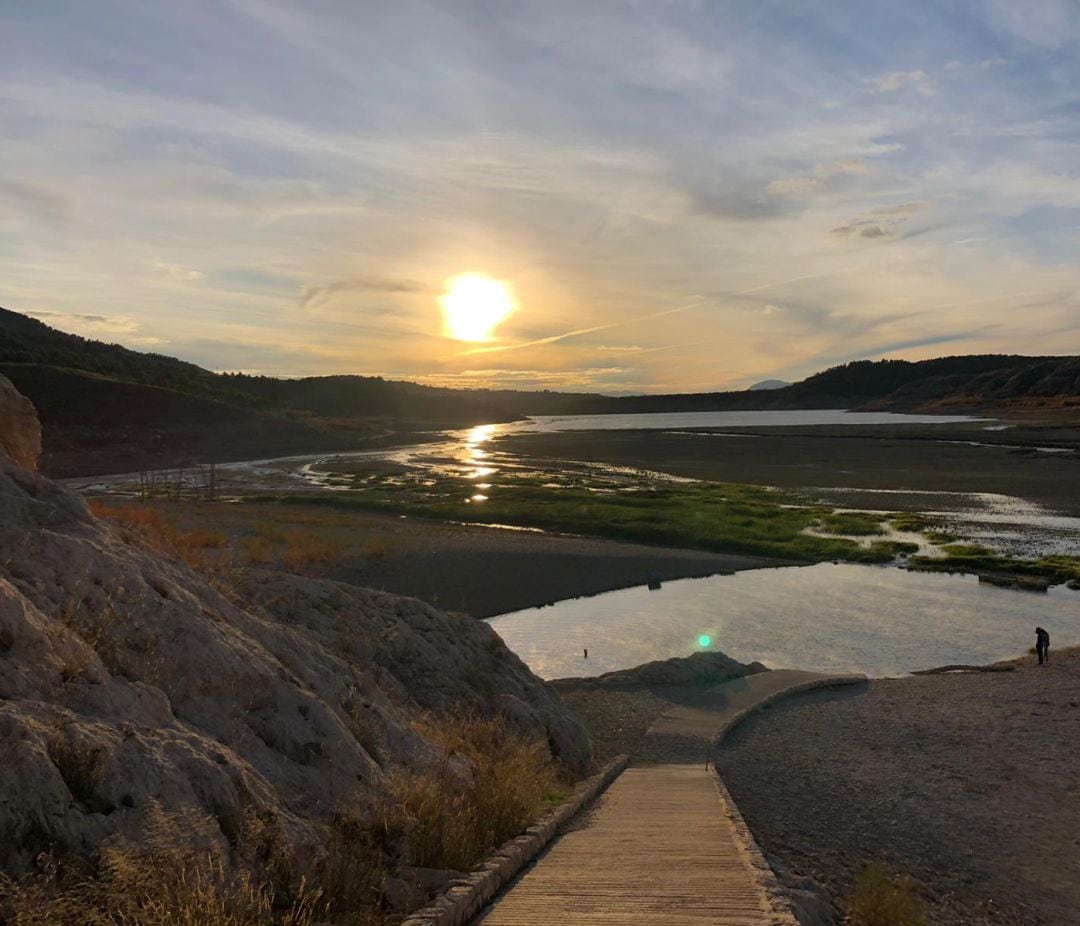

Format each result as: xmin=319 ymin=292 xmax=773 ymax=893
xmin=280 ymin=531 xmax=343 ymax=572
xmin=360 ymin=538 xmax=393 ymax=560
xmin=0 ymin=805 xmax=325 ymax=926
xmin=1 ymin=717 xmax=568 ymax=924
xmin=848 ymin=863 xmax=927 ymax=926
xmin=395 ymin=712 xmax=564 ymax=870
xmin=88 ymin=501 xmax=229 ymax=574
xmin=307 ymin=812 xmax=393 ymax=924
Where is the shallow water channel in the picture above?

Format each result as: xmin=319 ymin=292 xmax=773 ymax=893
xmin=487 ymin=563 xmax=1080 ymax=679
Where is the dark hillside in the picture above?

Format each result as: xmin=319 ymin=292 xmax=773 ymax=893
xmin=0 ymin=364 xmax=353 ymax=477
xmin=0 ymin=307 xmax=232 ymax=399
xmin=4 ymin=306 xmax=1080 ymax=475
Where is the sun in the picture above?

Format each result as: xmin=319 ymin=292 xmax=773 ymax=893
xmin=439 ymin=273 xmax=518 ymax=342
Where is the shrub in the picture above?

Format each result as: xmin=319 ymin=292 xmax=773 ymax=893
xmin=848 ymin=863 xmax=926 ymax=926
xmin=394 ymin=713 xmax=563 ymax=870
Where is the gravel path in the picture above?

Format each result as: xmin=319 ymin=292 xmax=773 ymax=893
xmin=717 ymin=649 xmax=1080 ymax=926
xmin=555 ymin=686 xmax=707 ymax=770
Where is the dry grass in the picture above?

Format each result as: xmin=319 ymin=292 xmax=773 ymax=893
xmin=395 ymin=712 xmax=565 ymax=870
xmin=88 ymin=501 xmax=229 ymax=574
xmin=57 ymin=593 xmax=165 ymax=687
xmin=848 ymin=864 xmax=927 ymax=926
xmin=0 ymin=805 xmax=324 ymax=926
xmin=1 ymin=715 xmax=564 ymax=923
xmin=360 ymin=538 xmax=393 ymax=560
xmin=87 ymin=501 xmax=367 ymax=579
xmin=307 ymin=812 xmax=393 ymax=925
xmin=280 ymin=531 xmax=343 ymax=572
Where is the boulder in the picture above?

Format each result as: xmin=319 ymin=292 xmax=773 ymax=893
xmin=551 ymin=650 xmax=765 ymax=691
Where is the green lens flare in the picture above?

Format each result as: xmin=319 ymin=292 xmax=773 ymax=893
xmin=698 ymin=634 xmax=711 ymax=648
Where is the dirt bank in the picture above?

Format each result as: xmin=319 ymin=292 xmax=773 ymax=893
xmin=717 ymin=649 xmax=1080 ymax=925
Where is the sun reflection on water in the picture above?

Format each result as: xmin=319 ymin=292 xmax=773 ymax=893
xmin=464 ymin=424 xmax=499 ymax=481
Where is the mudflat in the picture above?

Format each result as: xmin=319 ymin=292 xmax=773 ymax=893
xmin=499 ymin=422 xmax=1080 ymax=515
xmin=717 ymin=649 xmax=1080 ymax=926
xmin=146 ymin=500 xmax=792 ymax=617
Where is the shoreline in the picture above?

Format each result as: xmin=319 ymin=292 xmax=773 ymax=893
xmin=118 ymin=498 xmax=797 ymax=618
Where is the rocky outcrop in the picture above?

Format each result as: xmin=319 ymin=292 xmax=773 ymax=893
xmin=551 ymin=650 xmax=764 ymax=691
xmin=0 ymin=383 xmax=588 ymax=874
xmin=0 ymin=373 xmax=41 ymax=470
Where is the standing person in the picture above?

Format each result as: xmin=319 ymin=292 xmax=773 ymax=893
xmin=1035 ymin=626 xmax=1050 ymax=665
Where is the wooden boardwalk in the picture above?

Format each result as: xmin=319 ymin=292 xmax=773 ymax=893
xmin=473 ymin=670 xmax=866 ymax=926
xmin=474 ymin=764 xmax=780 ymax=925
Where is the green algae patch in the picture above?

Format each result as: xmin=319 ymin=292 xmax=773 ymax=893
xmin=888 ymin=512 xmax=936 ymax=533
xmin=909 ymin=544 xmax=1080 ymax=583
xmin=814 ymin=511 xmax=888 ymax=536
xmin=247 ymin=476 xmax=916 ymax=565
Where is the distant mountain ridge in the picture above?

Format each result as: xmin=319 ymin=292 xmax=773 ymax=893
xmin=3 ymin=306 xmax=1080 ymax=475
xmin=748 ymin=379 xmax=791 ymax=391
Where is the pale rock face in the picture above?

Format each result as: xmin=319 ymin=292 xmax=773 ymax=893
xmin=0 ymin=382 xmax=588 ymax=873
xmin=0 ymin=374 xmax=41 ymax=471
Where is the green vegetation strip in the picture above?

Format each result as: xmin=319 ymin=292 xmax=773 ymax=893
xmin=248 ymin=476 xmax=919 ymax=564
xmin=910 ymin=544 xmax=1080 ymax=582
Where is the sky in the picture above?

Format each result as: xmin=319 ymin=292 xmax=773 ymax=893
xmin=2 ymin=1 xmax=1079 ymax=393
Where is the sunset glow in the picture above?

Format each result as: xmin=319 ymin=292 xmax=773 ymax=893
xmin=2 ymin=4 xmax=1079 ymax=391
xmin=439 ymin=274 xmax=518 ymax=342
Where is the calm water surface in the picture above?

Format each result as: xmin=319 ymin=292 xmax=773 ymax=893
xmin=487 ymin=563 xmax=1080 ymax=679
xmin=508 ymin=409 xmax=985 ymax=432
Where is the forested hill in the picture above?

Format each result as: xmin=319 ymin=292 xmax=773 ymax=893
xmin=4 ymin=305 xmax=1080 ymax=475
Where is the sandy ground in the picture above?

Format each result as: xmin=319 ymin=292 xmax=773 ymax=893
xmin=151 ymin=500 xmax=792 ymax=617
xmin=500 ymin=423 xmax=1080 ymax=515
xmin=715 ymin=649 xmax=1080 ymax=926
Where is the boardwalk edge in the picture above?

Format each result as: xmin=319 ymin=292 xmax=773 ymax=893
xmin=400 ymin=752 xmax=629 ymax=926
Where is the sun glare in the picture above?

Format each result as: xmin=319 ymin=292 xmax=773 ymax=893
xmin=440 ymin=273 xmax=518 ymax=342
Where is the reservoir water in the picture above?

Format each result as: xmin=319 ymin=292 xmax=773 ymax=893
xmin=493 ymin=408 xmax=985 ymax=433
xmin=487 ymin=563 xmax=1080 ymax=679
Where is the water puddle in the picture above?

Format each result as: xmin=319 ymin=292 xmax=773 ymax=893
xmin=487 ymin=563 xmax=1080 ymax=679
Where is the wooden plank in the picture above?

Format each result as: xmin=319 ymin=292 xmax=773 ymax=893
xmin=475 ymin=765 xmax=772 ymax=925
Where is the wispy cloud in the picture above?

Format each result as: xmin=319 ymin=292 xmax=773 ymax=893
xmin=767 ymin=158 xmax=868 ymax=196
xmin=151 ymin=260 xmax=205 ymax=282
xmin=868 ymin=69 xmax=935 ymax=95
xmin=832 ymin=203 xmax=926 ymax=239
xmin=1 ymin=2 xmax=1079 ymax=390
xmin=301 ymin=277 xmax=426 ymax=312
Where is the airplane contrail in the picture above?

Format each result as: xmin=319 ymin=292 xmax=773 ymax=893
xmin=452 ymin=299 xmax=705 ymax=358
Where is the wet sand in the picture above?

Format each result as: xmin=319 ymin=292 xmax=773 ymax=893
xmin=325 ymin=519 xmax=789 ymax=618
xmin=499 ymin=422 xmax=1080 ymax=515
xmin=717 ymin=649 xmax=1080 ymax=926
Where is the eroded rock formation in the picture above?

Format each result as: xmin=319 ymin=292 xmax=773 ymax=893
xmin=0 ymin=373 xmax=41 ymax=471
xmin=0 ymin=382 xmax=588 ymax=873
